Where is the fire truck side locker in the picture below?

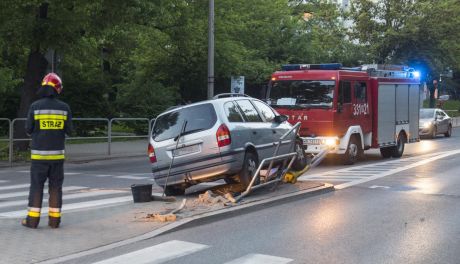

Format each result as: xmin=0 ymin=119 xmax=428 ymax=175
xmin=372 ymin=79 xmax=420 ymax=150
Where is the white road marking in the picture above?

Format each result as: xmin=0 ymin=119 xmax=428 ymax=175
xmin=369 ymin=185 xmax=391 ymax=189
xmin=0 ymin=195 xmax=133 ymax=218
xmin=95 ymin=175 xmax=114 ymax=177
xmin=0 ymin=180 xmax=9 ymax=183
xmin=299 ymin=149 xmax=460 ymax=190
xmin=223 ymin=254 xmax=293 ymax=264
xmin=0 ymin=183 xmax=31 ymax=191
xmin=0 ymin=189 xmax=127 ymax=209
xmin=91 ymin=240 xmax=209 ymax=264
xmin=16 ymin=170 xmax=80 ymax=175
xmin=0 ymin=186 xmax=86 ymax=199
xmin=115 ymin=176 xmax=149 ymax=180
xmin=308 ymin=178 xmax=363 ymax=182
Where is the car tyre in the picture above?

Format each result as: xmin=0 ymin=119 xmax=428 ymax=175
xmin=445 ymin=124 xmax=452 ymax=137
xmin=163 ymin=185 xmax=186 ymax=196
xmin=391 ymin=133 xmax=406 ymax=158
xmin=238 ymin=151 xmax=259 ymax=187
xmin=342 ymin=136 xmax=361 ymax=165
xmin=291 ymin=140 xmax=309 ymax=171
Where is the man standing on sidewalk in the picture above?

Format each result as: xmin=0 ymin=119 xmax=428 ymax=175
xmin=22 ymin=73 xmax=72 ymax=229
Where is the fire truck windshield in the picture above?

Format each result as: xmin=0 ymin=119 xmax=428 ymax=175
xmin=268 ymin=80 xmax=335 ymax=108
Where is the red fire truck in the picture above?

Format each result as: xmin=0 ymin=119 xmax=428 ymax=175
xmin=267 ymin=63 xmax=421 ymax=164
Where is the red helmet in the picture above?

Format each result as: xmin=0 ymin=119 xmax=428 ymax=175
xmin=41 ymin=73 xmax=63 ymax=94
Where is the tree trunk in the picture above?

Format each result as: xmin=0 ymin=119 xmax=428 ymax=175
xmin=15 ymin=51 xmax=48 ymax=151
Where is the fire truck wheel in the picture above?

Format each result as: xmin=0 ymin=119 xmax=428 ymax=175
xmin=238 ymin=151 xmax=259 ymax=187
xmin=431 ymin=126 xmax=437 ymax=139
xmin=391 ymin=133 xmax=406 ymax=158
xmin=380 ymin=147 xmax=392 ymax=158
xmin=445 ymin=125 xmax=452 ymax=137
xmin=342 ymin=136 xmax=361 ymax=165
xmin=292 ymin=140 xmax=308 ymax=171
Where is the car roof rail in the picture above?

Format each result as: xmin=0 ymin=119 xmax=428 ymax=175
xmin=213 ymin=93 xmax=251 ymax=99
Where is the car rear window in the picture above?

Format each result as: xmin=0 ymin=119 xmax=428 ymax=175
xmin=152 ymin=103 xmax=217 ymax=142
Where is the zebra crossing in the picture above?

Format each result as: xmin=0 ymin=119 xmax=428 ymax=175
xmin=0 ymin=181 xmax=133 ymax=218
xmin=298 ymin=149 xmax=460 ymax=189
xmin=16 ymin=170 xmax=154 ymax=181
xmin=91 ymin=240 xmax=293 ymax=264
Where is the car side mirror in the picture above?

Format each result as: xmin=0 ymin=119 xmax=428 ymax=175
xmin=274 ymin=115 xmax=288 ymax=123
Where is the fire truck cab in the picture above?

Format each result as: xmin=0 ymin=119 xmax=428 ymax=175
xmin=267 ymin=63 xmax=420 ymax=164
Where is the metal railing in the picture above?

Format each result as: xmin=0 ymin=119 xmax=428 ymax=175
xmin=234 ymin=122 xmax=301 ymax=202
xmin=0 ymin=117 xmax=156 ymax=166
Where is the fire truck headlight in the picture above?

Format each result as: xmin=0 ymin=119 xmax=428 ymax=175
xmin=324 ymin=138 xmax=338 ymax=146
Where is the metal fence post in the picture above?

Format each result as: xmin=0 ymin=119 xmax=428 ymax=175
xmin=108 ymin=119 xmax=112 ymax=156
xmin=9 ymin=119 xmax=14 ymax=166
xmin=0 ymin=118 xmax=13 ymax=166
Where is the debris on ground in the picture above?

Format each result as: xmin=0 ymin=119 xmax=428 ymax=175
xmin=144 ymin=198 xmax=187 ymax=222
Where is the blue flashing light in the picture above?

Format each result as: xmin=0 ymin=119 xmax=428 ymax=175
xmin=412 ymin=71 xmax=421 ymax=78
xmin=281 ymin=63 xmax=343 ymax=71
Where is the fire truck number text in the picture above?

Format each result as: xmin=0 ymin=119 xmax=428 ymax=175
xmin=353 ymin=103 xmax=369 ymax=116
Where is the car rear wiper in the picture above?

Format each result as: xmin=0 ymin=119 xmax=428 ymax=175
xmin=174 ymin=128 xmax=204 ymax=141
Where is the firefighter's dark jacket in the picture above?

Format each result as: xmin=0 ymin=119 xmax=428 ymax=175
xmin=26 ymin=97 xmax=73 ymax=162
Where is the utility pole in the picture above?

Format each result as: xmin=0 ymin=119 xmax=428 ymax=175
xmin=207 ymin=0 xmax=215 ymax=99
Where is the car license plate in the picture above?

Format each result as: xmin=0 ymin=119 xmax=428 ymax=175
xmin=173 ymin=144 xmax=200 ymax=156
xmin=303 ymin=138 xmax=321 ymax=145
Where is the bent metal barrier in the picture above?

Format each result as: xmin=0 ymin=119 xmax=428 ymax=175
xmin=234 ymin=122 xmax=302 ymax=202
xmin=3 ymin=117 xmax=156 ymax=166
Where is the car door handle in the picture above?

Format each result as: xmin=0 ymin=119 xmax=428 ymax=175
xmin=252 ymin=131 xmax=257 ymax=135
xmin=272 ymin=130 xmax=277 ymax=134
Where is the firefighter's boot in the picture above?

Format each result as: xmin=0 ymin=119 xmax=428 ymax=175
xmin=22 ymin=210 xmax=41 ymax=228
xmin=48 ymin=209 xmax=61 ymax=228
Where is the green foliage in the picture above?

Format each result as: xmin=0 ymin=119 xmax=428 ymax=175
xmin=1 ymin=0 xmax=460 ymax=119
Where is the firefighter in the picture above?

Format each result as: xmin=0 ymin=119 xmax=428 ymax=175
xmin=22 ymin=73 xmax=72 ymax=229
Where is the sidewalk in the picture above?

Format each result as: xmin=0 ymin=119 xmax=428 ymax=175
xmin=0 ymin=181 xmax=333 ymax=264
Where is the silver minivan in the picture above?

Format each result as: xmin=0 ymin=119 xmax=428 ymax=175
xmin=148 ymin=94 xmax=307 ymax=195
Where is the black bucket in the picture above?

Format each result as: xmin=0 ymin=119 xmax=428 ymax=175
xmin=131 ymin=184 xmax=153 ymax=203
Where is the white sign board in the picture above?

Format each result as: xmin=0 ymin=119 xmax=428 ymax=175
xmin=231 ymin=76 xmax=245 ymax=94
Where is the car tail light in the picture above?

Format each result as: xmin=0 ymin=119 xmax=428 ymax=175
xmin=147 ymin=143 xmax=157 ymax=163
xmin=216 ymin=124 xmax=231 ymax=147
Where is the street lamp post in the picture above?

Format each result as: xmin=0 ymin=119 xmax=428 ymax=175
xmin=207 ymin=0 xmax=215 ymax=99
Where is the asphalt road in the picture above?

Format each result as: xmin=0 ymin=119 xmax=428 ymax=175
xmin=56 ymin=128 xmax=460 ymax=264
